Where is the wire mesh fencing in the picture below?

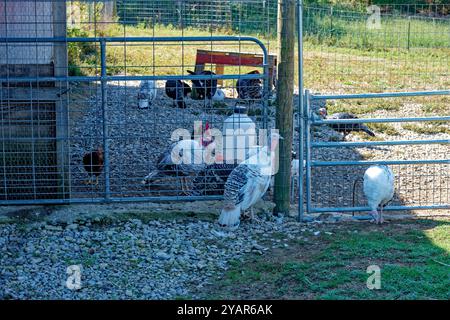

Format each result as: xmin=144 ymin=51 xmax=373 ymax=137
xmin=296 ymin=2 xmax=449 ymax=217
xmin=0 ymin=0 xmax=448 ymax=216
xmin=301 ymin=91 xmax=449 ymax=216
xmin=1 ymin=0 xmax=277 ymax=204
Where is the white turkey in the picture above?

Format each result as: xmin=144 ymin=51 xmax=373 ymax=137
xmin=363 ymin=165 xmax=394 ymax=224
xmin=218 ymin=132 xmax=282 ymax=229
xmin=190 ymin=145 xmax=264 ymax=197
xmin=137 ymin=80 xmax=157 ymax=109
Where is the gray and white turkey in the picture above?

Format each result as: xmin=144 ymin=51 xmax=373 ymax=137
xmin=319 ymin=108 xmax=375 ymax=138
xmin=137 ymin=80 xmax=157 ymax=109
xmin=190 ymin=146 xmax=263 ymax=196
xmin=236 ymin=70 xmax=262 ymax=106
xmin=363 ymin=165 xmax=394 ymax=224
xmin=142 ymin=123 xmax=214 ymax=192
xmin=218 ymin=132 xmax=282 ymax=229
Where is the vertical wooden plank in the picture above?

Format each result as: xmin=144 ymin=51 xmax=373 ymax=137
xmin=215 ymin=64 xmax=224 ymax=86
xmin=53 ymin=0 xmax=69 ymax=199
xmin=274 ymin=0 xmax=295 ymax=216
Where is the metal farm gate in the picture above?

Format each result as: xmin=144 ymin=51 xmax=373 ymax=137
xmin=0 ymin=0 xmax=274 ymax=205
xmin=296 ymin=2 xmax=450 ymax=220
xmin=0 ymin=0 xmax=449 ymax=219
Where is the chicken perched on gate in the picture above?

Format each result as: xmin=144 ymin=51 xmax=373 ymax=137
xmin=236 ymin=70 xmax=262 ymax=105
xmin=165 ymin=80 xmax=191 ymax=108
xmin=363 ymin=165 xmax=394 ymax=224
xmin=218 ymin=132 xmax=282 ymax=229
xmin=318 ymin=108 xmax=375 ymax=138
xmin=142 ymin=122 xmax=215 ymax=192
xmin=82 ymin=147 xmax=104 ymax=185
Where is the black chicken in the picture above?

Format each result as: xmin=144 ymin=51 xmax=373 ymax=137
xmin=236 ymin=70 xmax=262 ymax=105
xmin=187 ymin=70 xmax=217 ymax=101
xmin=82 ymin=147 xmax=104 ymax=185
xmin=165 ymin=80 xmax=191 ymax=108
xmin=319 ymin=108 xmax=375 ymax=138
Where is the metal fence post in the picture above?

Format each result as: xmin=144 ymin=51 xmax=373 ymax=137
xmin=304 ymin=89 xmax=312 ymax=215
xmin=297 ymin=0 xmax=305 ymax=222
xmin=407 ymin=16 xmax=411 ymax=50
xmin=100 ymin=39 xmax=111 ymax=201
xmin=330 ymin=6 xmax=334 ymax=36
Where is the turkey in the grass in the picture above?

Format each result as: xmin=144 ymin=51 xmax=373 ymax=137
xmin=318 ymin=108 xmax=375 ymax=138
xmin=236 ymin=70 xmax=262 ymax=105
xmin=218 ymin=132 xmax=282 ymax=229
xmin=363 ymin=165 xmax=394 ymax=224
xmin=141 ymin=122 xmax=215 ymax=192
xmin=165 ymin=80 xmax=191 ymax=108
xmin=82 ymin=147 xmax=104 ymax=185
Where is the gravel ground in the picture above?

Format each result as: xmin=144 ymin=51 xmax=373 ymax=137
xmin=69 ymin=80 xmax=270 ymax=199
xmin=1 ymin=80 xmax=447 ymax=300
xmin=0 ymin=201 xmax=336 ymax=300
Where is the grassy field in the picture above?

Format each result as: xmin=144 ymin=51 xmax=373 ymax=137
xmin=198 ymin=219 xmax=450 ymax=300
xmin=69 ymin=11 xmax=450 ymax=94
xmin=68 ymin=10 xmax=449 ymax=121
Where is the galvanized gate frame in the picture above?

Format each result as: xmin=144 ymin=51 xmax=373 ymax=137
xmin=0 ymin=36 xmax=270 ymax=205
xmin=296 ymin=1 xmax=450 ymax=221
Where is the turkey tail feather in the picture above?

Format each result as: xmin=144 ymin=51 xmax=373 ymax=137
xmin=142 ymin=170 xmax=160 ymax=185
xmin=218 ymin=204 xmax=241 ymax=229
xmin=361 ymin=125 xmax=375 ymax=137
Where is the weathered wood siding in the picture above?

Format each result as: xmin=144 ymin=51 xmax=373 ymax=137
xmin=0 ymin=1 xmax=54 ymax=65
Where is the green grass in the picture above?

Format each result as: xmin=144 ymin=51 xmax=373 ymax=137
xmin=402 ymin=123 xmax=450 ymax=135
xmin=66 ymin=10 xmax=449 ymax=133
xmin=327 ymin=100 xmax=402 ymax=115
xmin=367 ymin=123 xmax=400 ymax=136
xmin=67 ymin=12 xmax=450 ymax=94
xmin=199 ymin=219 xmax=450 ymax=300
xmin=421 ymin=98 xmax=450 ymax=116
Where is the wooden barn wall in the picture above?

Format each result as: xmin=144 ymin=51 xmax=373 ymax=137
xmin=0 ymin=0 xmax=54 ymax=65
xmin=0 ymin=101 xmax=58 ymax=200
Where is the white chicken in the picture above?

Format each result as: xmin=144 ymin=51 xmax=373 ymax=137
xmin=363 ymin=165 xmax=394 ymax=224
xmin=218 ymin=132 xmax=282 ymax=229
xmin=212 ymin=88 xmax=225 ymax=101
xmin=138 ymin=80 xmax=157 ymax=109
